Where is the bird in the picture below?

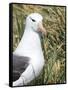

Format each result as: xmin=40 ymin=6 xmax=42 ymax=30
xmin=13 ymin=13 xmax=47 ymax=86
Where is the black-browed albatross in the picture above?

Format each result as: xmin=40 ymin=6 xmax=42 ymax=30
xmin=13 ymin=13 xmax=46 ymax=86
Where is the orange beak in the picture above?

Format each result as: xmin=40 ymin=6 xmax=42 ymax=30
xmin=38 ymin=22 xmax=47 ymax=36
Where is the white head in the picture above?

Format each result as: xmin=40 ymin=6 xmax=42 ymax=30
xmin=25 ymin=13 xmax=47 ymax=35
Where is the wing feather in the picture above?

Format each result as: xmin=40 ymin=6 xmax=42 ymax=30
xmin=13 ymin=54 xmax=30 ymax=81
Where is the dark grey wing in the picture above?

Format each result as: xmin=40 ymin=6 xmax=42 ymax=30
xmin=13 ymin=54 xmax=30 ymax=81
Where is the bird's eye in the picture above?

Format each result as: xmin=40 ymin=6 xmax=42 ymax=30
xmin=30 ymin=17 xmax=36 ymax=22
xmin=31 ymin=19 xmax=35 ymax=22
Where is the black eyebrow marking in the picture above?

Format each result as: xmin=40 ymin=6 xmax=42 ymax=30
xmin=30 ymin=17 xmax=36 ymax=22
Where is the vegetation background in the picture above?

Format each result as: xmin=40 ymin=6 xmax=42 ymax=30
xmin=12 ymin=4 xmax=66 ymax=85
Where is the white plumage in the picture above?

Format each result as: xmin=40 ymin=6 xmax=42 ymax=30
xmin=13 ymin=13 xmax=46 ymax=86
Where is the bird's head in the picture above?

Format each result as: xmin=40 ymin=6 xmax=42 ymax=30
xmin=25 ymin=13 xmax=47 ymax=36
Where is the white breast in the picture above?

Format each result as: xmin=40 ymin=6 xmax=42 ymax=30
xmin=14 ymin=28 xmax=44 ymax=76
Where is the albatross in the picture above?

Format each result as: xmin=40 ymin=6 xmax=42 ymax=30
xmin=13 ymin=13 xmax=46 ymax=86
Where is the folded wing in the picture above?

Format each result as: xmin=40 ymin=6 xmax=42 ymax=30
xmin=13 ymin=54 xmax=30 ymax=81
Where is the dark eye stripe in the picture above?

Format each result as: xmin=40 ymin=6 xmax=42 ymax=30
xmin=30 ymin=17 xmax=36 ymax=22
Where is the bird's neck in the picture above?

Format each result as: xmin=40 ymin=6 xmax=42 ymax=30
xmin=14 ymin=28 xmax=42 ymax=56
